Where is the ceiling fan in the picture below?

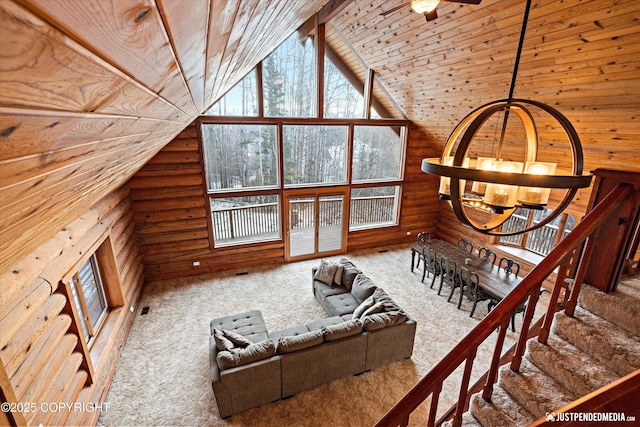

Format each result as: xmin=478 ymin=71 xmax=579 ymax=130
xmin=380 ymin=0 xmax=482 ymax=22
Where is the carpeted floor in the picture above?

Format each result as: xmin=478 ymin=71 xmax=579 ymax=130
xmin=98 ymin=244 xmax=549 ymax=427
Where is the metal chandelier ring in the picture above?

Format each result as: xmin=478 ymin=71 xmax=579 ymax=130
xmin=422 ymin=99 xmax=593 ymax=235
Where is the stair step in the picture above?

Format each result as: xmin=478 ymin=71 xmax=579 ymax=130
xmin=470 ymin=387 xmax=536 ymax=427
xmin=441 ymin=412 xmax=483 ymax=427
xmin=498 ymin=357 xmax=577 ymax=419
xmin=527 ymin=333 xmax=619 ymax=397
xmin=578 ymin=281 xmax=640 ymax=337
xmin=553 ymin=307 xmax=640 ymax=376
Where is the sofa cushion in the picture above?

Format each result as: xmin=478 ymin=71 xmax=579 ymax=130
xmin=352 ymin=295 xmax=375 ymax=319
xmin=338 ymin=258 xmax=361 ymax=291
xmin=325 ymin=292 xmax=360 ymax=316
xmin=351 ymin=274 xmax=377 ymax=303
xmin=362 ymin=311 xmax=407 ymax=331
xmin=268 ymin=324 xmax=309 ymax=342
xmin=216 ymin=339 xmax=276 ymax=370
xmin=210 ymin=310 xmax=268 ymax=343
xmin=277 ymin=330 xmax=324 ymax=354
xmin=322 ymin=319 xmax=363 ymax=342
xmin=224 ymin=329 xmax=253 ymax=347
xmin=314 ymin=260 xmax=339 ymax=285
xmin=305 ymin=316 xmax=346 ymax=331
xmin=314 ymin=280 xmax=348 ymax=300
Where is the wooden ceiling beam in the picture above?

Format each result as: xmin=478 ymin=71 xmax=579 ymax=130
xmin=318 ymin=0 xmax=355 ymax=24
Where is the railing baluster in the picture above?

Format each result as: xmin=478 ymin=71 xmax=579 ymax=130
xmin=454 ymin=352 xmax=477 ymax=427
xmin=482 ymin=318 xmax=510 ymax=401
xmin=427 ymin=385 xmax=442 ymax=427
xmin=511 ymin=288 xmax=542 ymax=371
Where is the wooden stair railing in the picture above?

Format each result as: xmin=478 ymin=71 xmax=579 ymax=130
xmin=375 ymin=183 xmax=633 ymax=427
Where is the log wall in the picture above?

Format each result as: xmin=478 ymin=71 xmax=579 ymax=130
xmin=0 ymin=186 xmax=143 ymax=426
xmin=128 ymin=122 xmax=441 ymax=282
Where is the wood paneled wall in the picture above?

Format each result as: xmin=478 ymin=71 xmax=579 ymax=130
xmin=128 ymin=123 xmax=441 ymax=282
xmin=0 ymin=186 xmax=143 ymax=426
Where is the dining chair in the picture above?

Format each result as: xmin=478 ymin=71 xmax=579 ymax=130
xmin=498 ymin=257 xmax=520 ymax=276
xmin=411 ymin=231 xmax=431 ymax=271
xmin=489 ymin=287 xmax=545 ymax=331
xmin=477 ymin=247 xmax=497 ymax=265
xmin=458 ymin=267 xmax=491 ymax=317
xmin=437 ymin=256 xmax=458 ymax=297
xmin=457 ymin=238 xmax=474 ymax=254
xmin=421 ymin=246 xmax=440 ymax=288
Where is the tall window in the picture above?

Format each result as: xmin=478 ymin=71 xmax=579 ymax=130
xmin=500 ymin=208 xmax=576 ymax=256
xmin=200 ymin=24 xmax=409 ymax=248
xmin=263 ymin=34 xmax=316 ymax=117
xmin=70 ymin=254 xmax=107 ymax=345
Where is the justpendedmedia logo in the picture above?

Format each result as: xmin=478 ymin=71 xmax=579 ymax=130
xmin=546 ymin=411 xmax=636 ymax=423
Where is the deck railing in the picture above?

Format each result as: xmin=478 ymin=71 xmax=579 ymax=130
xmin=375 ymin=182 xmax=632 ymax=427
xmin=212 ymin=195 xmax=395 ymax=240
xmin=500 ymin=212 xmax=571 ymax=256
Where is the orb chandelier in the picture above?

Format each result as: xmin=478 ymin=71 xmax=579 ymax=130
xmin=421 ymin=0 xmax=593 ymax=236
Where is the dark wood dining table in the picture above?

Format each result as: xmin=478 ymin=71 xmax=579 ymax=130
xmin=425 ymin=239 xmax=523 ymax=302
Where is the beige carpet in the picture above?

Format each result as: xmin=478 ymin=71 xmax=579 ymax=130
xmin=98 ymin=244 xmax=548 ymax=427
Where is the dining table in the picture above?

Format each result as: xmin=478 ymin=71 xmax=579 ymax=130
xmin=425 ymin=239 xmax=523 ymax=302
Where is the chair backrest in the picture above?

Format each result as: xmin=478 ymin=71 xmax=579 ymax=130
xmin=457 ymin=238 xmax=473 ymax=253
xmin=460 ymin=267 xmax=480 ymax=290
xmin=417 ymin=231 xmax=431 ymax=245
xmin=477 ymin=247 xmax=497 ymax=265
xmin=440 ymin=256 xmax=457 ymax=282
xmin=499 ymin=257 xmax=521 ymax=276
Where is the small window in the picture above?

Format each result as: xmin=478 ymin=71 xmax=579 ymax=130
xmin=211 ymin=195 xmax=280 ymax=246
xmin=70 ymin=254 xmax=107 ymax=346
xmin=205 ymin=71 xmax=258 ymax=116
xmin=201 ymin=124 xmax=278 ymax=191
xmin=349 ymin=186 xmax=400 ymax=231
xmin=283 ymin=125 xmax=348 ymax=186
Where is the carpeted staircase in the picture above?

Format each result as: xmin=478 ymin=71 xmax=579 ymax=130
xmin=449 ymin=275 xmax=640 ymax=426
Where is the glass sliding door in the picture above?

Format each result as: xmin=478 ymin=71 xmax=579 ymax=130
xmin=318 ymin=195 xmax=344 ymax=252
xmin=288 ymin=196 xmax=316 ymax=258
xmin=286 ymin=191 xmax=346 ymax=260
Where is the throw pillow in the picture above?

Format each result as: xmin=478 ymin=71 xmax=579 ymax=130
xmin=276 ymin=330 xmax=324 ymax=354
xmin=352 ymin=295 xmax=375 ymax=319
xmin=361 ymin=301 xmax=385 ymax=318
xmin=333 ymin=265 xmax=344 ymax=286
xmin=322 ymin=319 xmax=363 ymax=341
xmin=222 ymin=329 xmax=252 ymax=348
xmin=350 ymin=273 xmax=377 ymax=303
xmin=212 ymin=328 xmax=235 ymax=352
xmin=314 ymin=260 xmax=339 ymax=285
xmin=216 ymin=339 xmax=276 ymax=370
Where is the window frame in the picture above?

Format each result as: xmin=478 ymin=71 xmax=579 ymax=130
xmin=198 ymin=117 xmax=409 ymax=249
xmin=70 ymin=253 xmax=108 ymax=346
xmin=498 ymin=208 xmax=576 ymax=256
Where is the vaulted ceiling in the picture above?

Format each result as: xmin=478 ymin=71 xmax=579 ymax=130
xmin=1 ymin=0 xmax=639 ymax=274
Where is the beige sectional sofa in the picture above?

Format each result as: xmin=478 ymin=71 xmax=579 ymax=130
xmin=209 ymin=258 xmax=416 ymax=418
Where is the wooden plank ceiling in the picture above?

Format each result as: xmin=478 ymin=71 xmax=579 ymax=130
xmin=328 ymin=0 xmax=640 ymax=176
xmin=0 ymin=0 xmax=329 ymax=275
